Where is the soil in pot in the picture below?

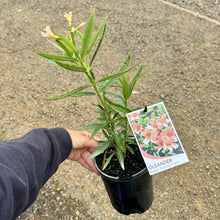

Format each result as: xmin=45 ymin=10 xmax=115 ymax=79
xmin=96 ymin=144 xmax=146 ymax=178
xmin=95 ymin=144 xmax=153 ymax=215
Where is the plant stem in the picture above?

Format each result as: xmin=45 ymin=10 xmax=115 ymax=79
xmin=89 ymin=76 xmax=115 ymax=132
xmin=80 ymin=59 xmax=115 ymax=136
xmin=124 ymin=98 xmax=128 ymax=156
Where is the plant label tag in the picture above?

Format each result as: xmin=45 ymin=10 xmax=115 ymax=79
xmin=126 ymin=102 xmax=189 ymax=175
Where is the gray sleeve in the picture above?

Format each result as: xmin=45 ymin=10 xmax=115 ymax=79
xmin=0 ymin=128 xmax=72 ymax=219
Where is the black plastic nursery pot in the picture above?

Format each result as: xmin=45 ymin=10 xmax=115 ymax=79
xmin=94 ymin=158 xmax=153 ymax=215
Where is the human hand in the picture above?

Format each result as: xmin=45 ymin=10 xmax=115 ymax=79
xmin=67 ymin=130 xmax=101 ymax=175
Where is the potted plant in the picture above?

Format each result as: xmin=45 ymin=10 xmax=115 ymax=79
xmin=37 ymin=10 xmax=153 ymax=215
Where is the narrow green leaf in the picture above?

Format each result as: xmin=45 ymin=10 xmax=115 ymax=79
xmin=81 ymin=123 xmax=104 ymax=130
xmin=99 ymin=78 xmax=116 ymax=92
xmin=104 ymin=96 xmax=131 ymax=114
xmin=103 ymin=152 xmax=115 ymax=170
xmin=55 ymin=61 xmax=86 ymax=72
xmin=116 ymin=148 xmax=125 ymax=170
xmin=102 ymin=151 xmax=107 ymax=168
xmin=97 ymin=62 xmax=139 ymax=83
xmin=36 ymin=51 xmax=77 ymax=62
xmin=92 ymin=104 xmax=104 ymax=112
xmin=76 ymin=30 xmax=84 ymax=42
xmin=90 ymin=23 xmax=107 ymax=66
xmin=48 ymin=39 xmax=65 ymax=52
xmin=70 ymin=92 xmax=96 ymax=97
xmin=129 ymin=66 xmax=152 ymax=97
xmin=90 ymin=123 xmax=106 ymax=139
xmin=88 ymin=141 xmax=110 ymax=158
xmin=113 ymin=112 xmax=120 ymax=120
xmin=126 ymin=145 xmax=135 ymax=155
xmin=114 ymin=133 xmax=126 ymax=153
xmin=116 ymin=121 xmax=126 ymax=128
xmin=97 ymin=118 xmax=106 ymax=122
xmin=58 ymin=35 xmax=78 ymax=56
xmin=81 ymin=9 xmax=95 ymax=59
xmin=120 ymin=75 xmax=130 ymax=100
xmin=114 ymin=116 xmax=127 ymax=122
xmin=56 ymin=40 xmax=72 ymax=57
xmin=119 ymin=55 xmax=130 ymax=72
xmin=106 ymin=91 xmax=125 ymax=107
xmin=88 ymin=16 xmax=107 ymax=53
xmin=45 ymin=59 xmax=59 ymax=66
xmin=102 ymin=129 xmax=109 ymax=139
xmin=126 ymin=138 xmax=137 ymax=146
xmin=43 ymin=85 xmax=90 ymax=100
xmin=129 ymin=66 xmax=142 ymax=96
xmin=92 ymin=104 xmax=108 ymax=120
xmin=106 ymin=104 xmax=117 ymax=116
xmin=89 ymin=70 xmax=96 ymax=80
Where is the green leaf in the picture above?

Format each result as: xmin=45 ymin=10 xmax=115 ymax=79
xmin=102 ymin=129 xmax=109 ymax=139
xmin=70 ymin=92 xmax=96 ymax=97
xmin=45 ymin=59 xmax=59 ymax=66
xmin=76 ymin=30 xmax=84 ymax=42
xmin=36 ymin=51 xmax=78 ymax=62
xmin=126 ymin=137 xmax=137 ymax=146
xmin=104 ymin=96 xmax=131 ymax=114
xmin=114 ymin=133 xmax=126 ymax=153
xmin=56 ymin=40 xmax=72 ymax=57
xmin=102 ymin=151 xmax=107 ymax=168
xmin=90 ymin=23 xmax=107 ymax=66
xmin=99 ymin=78 xmax=116 ymax=92
xmin=48 ymin=39 xmax=65 ymax=52
xmin=43 ymin=85 xmax=90 ymax=100
xmin=55 ymin=61 xmax=86 ymax=72
xmin=113 ymin=112 xmax=120 ymax=120
xmin=90 ymin=123 xmax=106 ymax=139
xmin=88 ymin=16 xmax=107 ymax=53
xmin=119 ymin=75 xmax=130 ymax=100
xmin=106 ymin=91 xmax=125 ymax=107
xmin=97 ymin=117 xmax=107 ymax=122
xmin=81 ymin=9 xmax=95 ymax=59
xmin=97 ymin=55 xmax=130 ymax=82
xmin=92 ymin=104 xmax=104 ymax=112
xmin=97 ymin=62 xmax=139 ymax=83
xmin=88 ymin=141 xmax=110 ymax=158
xmin=116 ymin=148 xmax=125 ymax=170
xmin=58 ymin=35 xmax=78 ymax=56
xmin=129 ymin=66 xmax=152 ymax=97
xmin=126 ymin=145 xmax=135 ymax=155
xmin=119 ymin=55 xmax=130 ymax=72
xmin=114 ymin=116 xmax=127 ymax=122
xmin=89 ymin=70 xmax=96 ymax=80
xmin=81 ymin=123 xmax=104 ymax=130
xmin=103 ymin=152 xmax=115 ymax=170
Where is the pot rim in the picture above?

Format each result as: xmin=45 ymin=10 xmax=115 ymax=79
xmin=94 ymin=157 xmax=149 ymax=181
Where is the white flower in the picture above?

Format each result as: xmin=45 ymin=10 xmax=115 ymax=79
xmin=41 ymin=26 xmax=58 ymax=39
xmin=64 ymin=11 xmax=72 ymax=26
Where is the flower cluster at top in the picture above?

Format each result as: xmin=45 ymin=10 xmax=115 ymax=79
xmin=129 ymin=110 xmax=180 ymax=153
xmin=41 ymin=11 xmax=86 ymax=39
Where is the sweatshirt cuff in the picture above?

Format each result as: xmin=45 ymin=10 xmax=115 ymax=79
xmin=49 ymin=128 xmax=72 ymax=163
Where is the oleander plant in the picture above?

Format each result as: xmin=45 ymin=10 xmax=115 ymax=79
xmin=37 ymin=9 xmax=151 ymax=170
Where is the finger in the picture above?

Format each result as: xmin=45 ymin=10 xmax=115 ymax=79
xmin=87 ymin=147 xmax=98 ymax=154
xmin=79 ymin=131 xmax=91 ymax=138
xmin=77 ymin=157 xmax=93 ymax=172
xmin=92 ymin=136 xmax=102 ymax=141
xmin=79 ymin=131 xmax=102 ymax=141
xmin=81 ymin=139 xmax=99 ymax=149
xmin=82 ymin=151 xmax=99 ymax=175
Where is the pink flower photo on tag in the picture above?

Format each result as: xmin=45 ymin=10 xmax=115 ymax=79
xmin=127 ymin=103 xmax=184 ymax=158
xmin=127 ymin=102 xmax=189 ymax=175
